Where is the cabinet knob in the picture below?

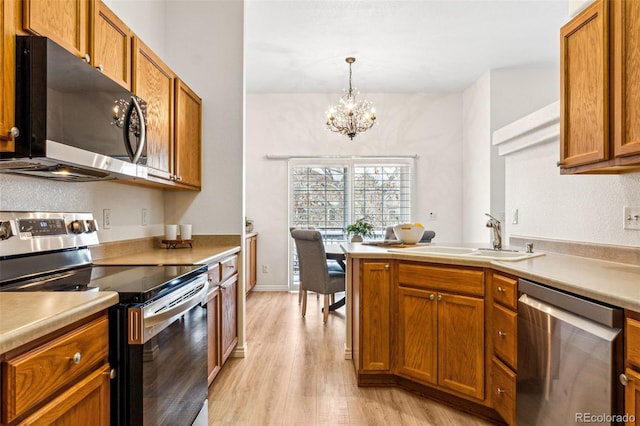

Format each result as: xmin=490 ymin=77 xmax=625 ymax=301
xmin=110 ymin=368 xmax=117 ymax=379
xmin=429 ymin=294 xmax=435 ymax=301
xmin=96 ymin=64 xmax=104 ymax=72
xmin=497 ymin=387 xmax=505 ymax=395
xmin=620 ymin=373 xmax=629 ymax=386
xmin=437 ymin=294 xmax=442 ymax=301
xmin=384 ymin=264 xmax=389 ymax=270
xmin=497 ymin=286 xmax=505 ymax=293
xmin=82 ymin=53 xmax=90 ymax=63
xmin=71 ymin=352 xmax=82 ymax=365
xmin=498 ymin=331 xmax=507 ymax=337
xmin=10 ymin=127 xmax=19 ymax=138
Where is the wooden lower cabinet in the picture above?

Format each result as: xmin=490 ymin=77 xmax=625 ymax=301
xmin=1 ymin=313 xmax=110 ymax=425
xmin=206 ymin=253 xmax=239 ymax=385
xmin=491 ymin=357 xmax=516 ymax=426
xmin=625 ymin=368 xmax=640 ymax=426
xmin=221 ymin=275 xmax=238 ymax=364
xmin=359 ymin=261 xmax=391 ymax=372
xmin=396 ymin=286 xmax=484 ymax=400
xmin=625 ymin=316 xmax=640 ymax=425
xmin=245 ymin=234 xmax=257 ymax=294
xmin=207 ymin=285 xmax=222 ymax=385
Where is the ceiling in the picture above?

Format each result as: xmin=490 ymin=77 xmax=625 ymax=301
xmin=245 ymin=0 xmax=571 ymax=93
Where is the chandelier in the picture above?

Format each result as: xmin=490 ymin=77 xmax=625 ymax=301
xmin=326 ymin=57 xmax=376 ymax=140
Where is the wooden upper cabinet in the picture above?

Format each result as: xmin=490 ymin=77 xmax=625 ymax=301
xmin=174 ymin=78 xmax=202 ymax=189
xmin=560 ymin=0 xmax=640 ymax=173
xmin=612 ymin=0 xmax=640 ymax=159
xmin=560 ymin=0 xmax=608 ymax=169
xmin=0 ymin=0 xmax=17 ymax=148
xmin=133 ymin=37 xmax=175 ymax=181
xmin=92 ymin=0 xmax=132 ymax=89
xmin=23 ymin=0 xmax=90 ymax=60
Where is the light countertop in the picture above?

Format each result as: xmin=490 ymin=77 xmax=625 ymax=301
xmin=342 ymin=242 xmax=640 ymax=312
xmin=0 ymin=292 xmax=118 ymax=354
xmin=94 ymin=245 xmax=241 ymax=266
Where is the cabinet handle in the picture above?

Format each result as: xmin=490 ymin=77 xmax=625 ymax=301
xmin=10 ymin=127 xmax=19 ymax=138
xmin=384 ymin=264 xmax=389 ymax=270
xmin=497 ymin=286 xmax=505 ymax=293
xmin=620 ymin=374 xmax=629 ymax=386
xmin=71 ymin=352 xmax=82 ymax=365
xmin=96 ymin=64 xmax=104 ymax=72
xmin=82 ymin=53 xmax=90 ymax=63
xmin=437 ymin=294 xmax=442 ymax=301
xmin=498 ymin=331 xmax=507 ymax=337
xmin=429 ymin=294 xmax=435 ymax=301
xmin=497 ymin=387 xmax=505 ymax=395
xmin=110 ymin=368 xmax=117 ymax=379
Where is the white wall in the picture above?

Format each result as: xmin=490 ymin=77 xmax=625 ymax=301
xmin=104 ymin=0 xmax=167 ymax=58
xmin=462 ymin=73 xmax=492 ymax=244
xmin=246 ymin=93 xmax=463 ymax=290
xmin=163 ymin=0 xmax=245 ymax=234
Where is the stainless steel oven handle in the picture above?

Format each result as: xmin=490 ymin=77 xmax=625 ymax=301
xmin=144 ymin=281 xmax=208 ymax=328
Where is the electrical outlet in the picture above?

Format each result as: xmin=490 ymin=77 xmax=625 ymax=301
xmin=141 ymin=208 xmax=148 ymax=226
xmin=427 ymin=212 xmax=437 ymax=221
xmin=103 ymin=209 xmax=112 ymax=229
xmin=262 ymin=265 xmax=269 ymax=273
xmin=623 ymin=206 xmax=640 ymax=230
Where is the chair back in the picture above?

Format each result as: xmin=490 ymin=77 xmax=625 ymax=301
xmin=290 ymin=229 xmax=344 ymax=295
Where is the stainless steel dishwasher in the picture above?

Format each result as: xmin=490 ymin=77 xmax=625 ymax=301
xmin=517 ymin=279 xmax=624 ymax=425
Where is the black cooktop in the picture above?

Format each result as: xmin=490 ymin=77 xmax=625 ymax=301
xmin=0 ymin=264 xmax=208 ymax=304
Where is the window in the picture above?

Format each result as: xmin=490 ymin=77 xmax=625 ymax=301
xmin=289 ymin=158 xmax=413 ymax=286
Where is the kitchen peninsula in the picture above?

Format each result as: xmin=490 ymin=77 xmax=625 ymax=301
xmin=343 ymin=242 xmax=640 ymax=425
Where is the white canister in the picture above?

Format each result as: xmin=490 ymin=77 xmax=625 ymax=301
xmin=165 ymin=224 xmax=178 ymax=240
xmin=180 ymin=224 xmax=192 ymax=240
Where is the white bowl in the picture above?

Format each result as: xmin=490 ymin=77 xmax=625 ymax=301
xmin=393 ymin=224 xmax=425 ymax=244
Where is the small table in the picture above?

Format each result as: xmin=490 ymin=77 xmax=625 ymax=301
xmin=324 ymin=243 xmax=347 ymax=311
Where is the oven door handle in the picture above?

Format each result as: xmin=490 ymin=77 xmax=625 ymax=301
xmin=129 ymin=279 xmax=208 ymax=344
xmin=145 ymin=282 xmax=208 ymax=327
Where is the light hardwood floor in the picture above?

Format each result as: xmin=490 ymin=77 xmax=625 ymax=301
xmin=208 ymin=291 xmax=492 ymax=425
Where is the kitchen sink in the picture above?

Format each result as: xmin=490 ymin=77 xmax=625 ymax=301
xmin=388 ymin=245 xmax=544 ymax=261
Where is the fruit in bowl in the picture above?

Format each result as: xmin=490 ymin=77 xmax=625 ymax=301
xmin=393 ymin=223 xmax=425 ymax=244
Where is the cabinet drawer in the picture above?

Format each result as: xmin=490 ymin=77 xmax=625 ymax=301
xmin=220 ymin=255 xmax=238 ymax=282
xmin=492 ymin=273 xmax=517 ymax=310
xmin=492 ymin=303 xmax=517 ymax=370
xmin=492 ymin=357 xmax=516 ymax=426
xmin=398 ymin=263 xmax=484 ymax=296
xmin=2 ymin=315 xmax=109 ymax=423
xmin=627 ymin=317 xmax=640 ymax=369
xmin=208 ymin=262 xmax=221 ymax=285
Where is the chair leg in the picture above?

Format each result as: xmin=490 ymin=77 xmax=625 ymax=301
xmin=301 ymin=290 xmax=307 ymax=317
xmin=298 ymin=282 xmax=302 ymax=305
xmin=330 ymin=293 xmax=335 ymax=304
xmin=323 ymin=295 xmax=329 ymax=323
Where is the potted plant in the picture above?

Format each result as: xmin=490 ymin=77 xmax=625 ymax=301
xmin=346 ymin=217 xmax=374 ymax=242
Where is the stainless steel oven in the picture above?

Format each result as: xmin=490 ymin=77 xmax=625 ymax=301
xmin=0 ymin=211 xmax=209 ymax=425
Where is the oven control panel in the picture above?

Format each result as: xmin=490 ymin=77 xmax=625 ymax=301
xmin=0 ymin=212 xmax=100 ymax=257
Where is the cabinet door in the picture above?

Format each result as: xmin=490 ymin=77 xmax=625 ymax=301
xmin=626 ymin=368 xmax=640 ymax=426
xmin=23 ymin=0 xmax=90 ymax=60
xmin=396 ymin=286 xmax=437 ymax=384
xmin=560 ymin=0 xmax=609 ymax=168
xmin=245 ymin=235 xmax=257 ymax=294
xmin=207 ymin=287 xmax=222 ymax=385
xmin=0 ymin=0 xmax=17 ymax=149
xmin=437 ymin=292 xmax=484 ymax=400
xmin=360 ymin=261 xmax=391 ymax=372
xmin=221 ymin=275 xmax=238 ymax=364
xmin=174 ymin=78 xmax=202 ymax=188
xmin=20 ymin=364 xmax=110 ymax=426
xmin=133 ymin=37 xmax=174 ymax=181
xmin=612 ymin=0 xmax=640 ymax=158
xmin=93 ymin=0 xmax=132 ymax=89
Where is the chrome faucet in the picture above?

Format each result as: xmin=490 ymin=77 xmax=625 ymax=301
xmin=485 ymin=213 xmax=502 ymax=250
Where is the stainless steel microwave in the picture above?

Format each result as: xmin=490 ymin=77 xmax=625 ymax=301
xmin=0 ymin=36 xmax=148 ymax=182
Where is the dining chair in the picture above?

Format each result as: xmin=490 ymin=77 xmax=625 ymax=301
xmin=290 ymin=228 xmax=346 ymax=323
